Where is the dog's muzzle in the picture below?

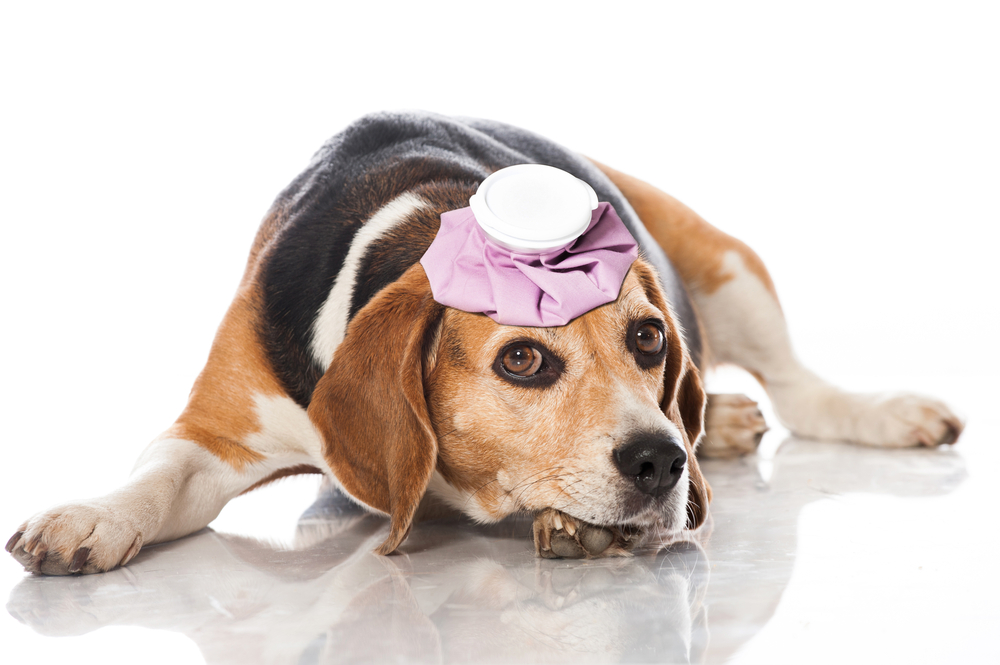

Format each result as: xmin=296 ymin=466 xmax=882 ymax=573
xmin=613 ymin=431 xmax=687 ymax=497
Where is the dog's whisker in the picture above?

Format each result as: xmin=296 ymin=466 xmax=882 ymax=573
xmin=508 ymin=472 xmax=569 ymax=509
xmin=484 ymin=465 xmax=568 ymax=513
xmin=467 ymin=478 xmax=499 ymax=504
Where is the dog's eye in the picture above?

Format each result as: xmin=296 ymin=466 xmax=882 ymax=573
xmin=635 ymin=323 xmax=664 ymax=355
xmin=493 ymin=340 xmax=564 ymax=387
xmin=502 ymin=345 xmax=543 ymax=377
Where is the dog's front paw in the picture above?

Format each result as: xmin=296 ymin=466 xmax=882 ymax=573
xmin=532 ymin=508 xmax=639 ymax=559
xmin=856 ymin=393 xmax=964 ymax=448
xmin=7 ymin=503 xmax=143 ymax=575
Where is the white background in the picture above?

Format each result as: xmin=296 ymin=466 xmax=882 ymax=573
xmin=1 ymin=2 xmax=998 ymax=663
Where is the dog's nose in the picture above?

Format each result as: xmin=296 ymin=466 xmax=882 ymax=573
xmin=613 ymin=433 xmax=687 ymax=497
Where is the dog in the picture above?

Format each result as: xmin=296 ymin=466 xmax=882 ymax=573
xmin=6 ymin=112 xmax=964 ymax=574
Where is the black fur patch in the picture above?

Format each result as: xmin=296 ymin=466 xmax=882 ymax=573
xmin=255 ymin=112 xmax=702 ymax=408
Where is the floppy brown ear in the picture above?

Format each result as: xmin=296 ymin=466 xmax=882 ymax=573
xmin=307 ymin=264 xmax=443 ymax=555
xmin=631 ymin=260 xmax=711 ymax=530
xmin=670 ymin=361 xmax=711 ymax=530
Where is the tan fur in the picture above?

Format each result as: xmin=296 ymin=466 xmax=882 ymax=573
xmin=164 ymin=200 xmax=304 ymax=470
xmin=590 ymin=159 xmax=778 ymax=300
xmin=427 ymin=261 xmax=709 ymax=529
xmin=308 ymin=265 xmax=445 ymax=555
xmin=303 ymin=257 xmax=709 ymax=555
xmin=167 ymin=282 xmax=287 ymax=469
xmin=429 ymin=274 xmax=655 ymax=513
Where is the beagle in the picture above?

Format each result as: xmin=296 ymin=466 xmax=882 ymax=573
xmin=7 ymin=112 xmax=964 ymax=574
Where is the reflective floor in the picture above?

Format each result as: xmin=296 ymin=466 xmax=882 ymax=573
xmin=3 ymin=379 xmax=997 ymax=664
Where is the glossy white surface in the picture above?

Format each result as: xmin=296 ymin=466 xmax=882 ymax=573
xmin=4 ymin=378 xmax=996 ymax=664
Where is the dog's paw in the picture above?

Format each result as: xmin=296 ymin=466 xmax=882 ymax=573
xmin=854 ymin=393 xmax=964 ymax=448
xmin=699 ymin=393 xmax=768 ymax=458
xmin=7 ymin=503 xmax=143 ymax=575
xmin=532 ymin=508 xmax=639 ymax=559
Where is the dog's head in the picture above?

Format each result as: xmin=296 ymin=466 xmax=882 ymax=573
xmin=309 ymin=258 xmax=709 ymax=554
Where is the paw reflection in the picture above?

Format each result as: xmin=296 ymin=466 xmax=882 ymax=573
xmin=7 ymin=494 xmax=711 ymax=664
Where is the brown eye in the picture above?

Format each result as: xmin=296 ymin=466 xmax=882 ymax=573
xmin=636 ymin=323 xmax=664 ymax=355
xmin=502 ymin=345 xmax=543 ymax=377
xmin=493 ymin=341 xmax=564 ymax=387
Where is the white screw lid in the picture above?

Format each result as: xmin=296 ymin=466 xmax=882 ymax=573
xmin=469 ymin=164 xmax=600 ymax=253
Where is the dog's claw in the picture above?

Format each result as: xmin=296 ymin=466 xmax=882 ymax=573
xmin=68 ymin=547 xmax=91 ymax=574
xmin=939 ymin=421 xmax=961 ymax=446
xmin=9 ymin=504 xmax=146 ymax=575
xmin=5 ymin=531 xmax=22 ymax=554
xmin=25 ymin=534 xmax=44 ymax=557
xmin=120 ymin=536 xmax=142 ymax=567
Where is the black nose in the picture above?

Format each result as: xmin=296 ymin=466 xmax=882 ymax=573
xmin=613 ymin=432 xmax=687 ymax=497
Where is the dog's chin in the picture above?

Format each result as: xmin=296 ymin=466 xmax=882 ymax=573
xmin=622 ymin=482 xmax=691 ymax=531
xmin=570 ymin=485 xmax=688 ymax=535
xmin=619 ymin=507 xmax=685 ymax=534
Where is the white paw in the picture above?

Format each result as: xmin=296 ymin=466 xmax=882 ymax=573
xmin=699 ymin=393 xmax=768 ymax=458
xmin=855 ymin=393 xmax=964 ymax=448
xmin=7 ymin=502 xmax=143 ymax=575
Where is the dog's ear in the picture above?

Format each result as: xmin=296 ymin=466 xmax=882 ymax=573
xmin=631 ymin=260 xmax=711 ymax=530
xmin=669 ymin=360 xmax=711 ymax=529
xmin=308 ymin=264 xmax=443 ymax=555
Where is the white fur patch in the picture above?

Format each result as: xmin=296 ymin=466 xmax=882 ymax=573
xmin=243 ymin=393 xmax=391 ymax=514
xmin=245 ymin=393 xmax=326 ymax=462
xmin=426 ymin=470 xmax=495 ymax=522
xmin=309 ymin=191 xmax=429 ymax=369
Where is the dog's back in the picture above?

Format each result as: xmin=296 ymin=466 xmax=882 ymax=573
xmin=254 ymin=112 xmax=701 ymax=408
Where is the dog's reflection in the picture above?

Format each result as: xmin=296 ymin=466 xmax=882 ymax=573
xmin=697 ymin=437 xmax=966 ymax=662
xmin=425 ymin=542 xmax=709 ymax=664
xmin=6 ymin=492 xmax=711 ymax=664
xmin=6 ymin=437 xmax=965 ymax=664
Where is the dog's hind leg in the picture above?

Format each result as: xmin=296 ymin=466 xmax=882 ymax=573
xmin=594 ymin=161 xmax=963 ymax=450
xmin=7 ymin=285 xmax=326 ymax=575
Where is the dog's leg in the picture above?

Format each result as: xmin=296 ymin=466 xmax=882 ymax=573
xmin=595 ymin=162 xmax=963 ymax=449
xmin=7 ymin=287 xmax=326 ymax=574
